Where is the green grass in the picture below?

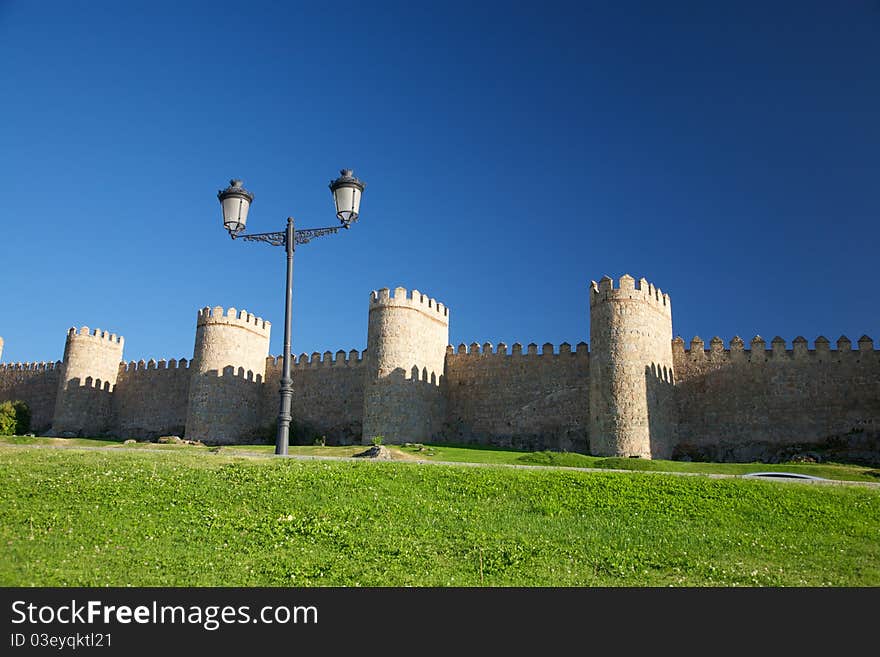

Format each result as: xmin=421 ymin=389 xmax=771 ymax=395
xmin=2 ymin=435 xmax=877 ymax=482
xmin=1 ymin=445 xmax=878 ymax=586
xmin=0 ymin=435 xmax=125 ymax=448
xmin=394 ymin=443 xmax=880 ymax=483
xmin=397 ymin=442 xmax=535 ymax=465
xmin=514 ymin=450 xmax=880 ymax=483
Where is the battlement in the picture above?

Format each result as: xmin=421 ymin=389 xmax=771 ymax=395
xmin=369 ymin=287 xmax=449 ymax=321
xmin=0 ymin=361 xmax=63 ymax=372
xmin=66 ymin=326 xmax=124 ymax=346
xmin=121 ymin=358 xmax=190 ymax=373
xmin=196 ymin=306 xmax=271 ymax=336
xmin=674 ymin=334 xmax=877 ymax=361
xmin=589 ymin=274 xmax=671 ymax=313
xmin=265 ymin=349 xmax=366 ymax=369
xmin=447 ymin=341 xmax=589 ymax=357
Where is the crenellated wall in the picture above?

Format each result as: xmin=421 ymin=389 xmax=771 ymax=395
xmin=261 ymin=349 xmax=366 ymax=444
xmin=0 ymin=361 xmax=62 ymax=432
xmin=442 ymin=341 xmax=590 ymax=451
xmin=112 ymin=358 xmax=192 ymax=439
xmin=673 ymin=334 xmax=880 ymax=462
xmin=1 ymin=275 xmax=877 ymax=464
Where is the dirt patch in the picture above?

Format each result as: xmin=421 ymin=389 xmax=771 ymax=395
xmin=385 ymin=447 xmax=422 ymax=461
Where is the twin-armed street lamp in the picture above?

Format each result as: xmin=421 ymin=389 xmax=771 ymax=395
xmin=217 ymin=169 xmax=366 ymax=456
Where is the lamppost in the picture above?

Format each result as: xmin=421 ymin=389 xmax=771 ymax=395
xmin=217 ymin=169 xmax=366 ymax=456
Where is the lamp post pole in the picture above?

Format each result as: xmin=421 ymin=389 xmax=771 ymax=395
xmin=277 ymin=217 xmax=295 ymax=456
xmin=217 ymin=171 xmax=366 ymax=456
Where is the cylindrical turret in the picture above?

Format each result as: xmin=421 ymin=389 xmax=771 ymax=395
xmin=51 ymin=327 xmax=124 ymax=436
xmin=185 ymin=306 xmax=271 ymax=444
xmin=362 ymin=287 xmax=449 ymax=444
xmin=589 ymin=275 xmax=676 ymax=458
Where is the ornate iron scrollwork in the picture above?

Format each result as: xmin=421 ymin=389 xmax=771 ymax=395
xmin=231 ymin=225 xmax=344 ymax=247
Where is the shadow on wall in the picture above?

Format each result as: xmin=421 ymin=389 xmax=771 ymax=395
xmin=645 ymin=363 xmax=676 ymax=459
xmin=186 ymin=365 xmax=265 ymax=445
xmin=260 ymin=416 xmax=363 ymax=447
xmin=404 ymin=364 xmax=443 ymax=386
xmin=363 ymin=366 xmax=445 ymax=444
xmin=52 ymin=376 xmax=115 ymax=437
xmin=439 ymin=388 xmax=590 ymax=453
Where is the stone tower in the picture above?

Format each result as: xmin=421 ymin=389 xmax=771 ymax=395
xmin=589 ymin=275 xmax=677 ymax=458
xmin=185 ymin=306 xmax=271 ymax=444
xmin=51 ymin=327 xmax=124 ymax=436
xmin=362 ymin=287 xmax=449 ymax=444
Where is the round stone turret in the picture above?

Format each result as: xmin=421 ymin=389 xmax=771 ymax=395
xmin=51 ymin=326 xmax=124 ymax=437
xmin=588 ymin=275 xmax=676 ymax=458
xmin=184 ymin=306 xmax=271 ymax=444
xmin=361 ymin=287 xmax=449 ymax=444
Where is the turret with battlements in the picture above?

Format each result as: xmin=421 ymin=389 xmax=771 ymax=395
xmin=362 ymin=287 xmax=449 ymax=444
xmin=588 ymin=275 xmax=676 ymax=458
xmin=184 ymin=306 xmax=271 ymax=444
xmin=51 ymin=327 xmax=124 ymax=436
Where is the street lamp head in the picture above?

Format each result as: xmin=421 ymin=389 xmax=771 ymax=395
xmin=218 ymin=179 xmax=254 ymax=235
xmin=329 ymin=169 xmax=365 ymax=225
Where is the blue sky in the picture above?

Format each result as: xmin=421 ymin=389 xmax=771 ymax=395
xmin=1 ymin=1 xmax=878 ymax=364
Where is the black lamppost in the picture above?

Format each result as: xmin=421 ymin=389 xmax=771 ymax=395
xmin=217 ymin=169 xmax=366 ymax=456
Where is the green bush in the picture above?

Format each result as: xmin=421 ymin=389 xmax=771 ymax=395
xmin=0 ymin=400 xmax=30 ymax=436
xmin=371 ymin=435 xmax=384 ymax=446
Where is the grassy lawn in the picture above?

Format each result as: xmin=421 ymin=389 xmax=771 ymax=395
xmin=1 ymin=435 xmax=878 ymax=482
xmin=396 ymin=443 xmax=880 ymax=483
xmin=0 ymin=445 xmax=878 ymax=586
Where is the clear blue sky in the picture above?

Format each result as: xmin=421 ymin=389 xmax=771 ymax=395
xmin=1 ymin=1 xmax=878 ymax=364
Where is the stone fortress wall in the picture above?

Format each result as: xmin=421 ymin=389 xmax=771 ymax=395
xmin=441 ymin=341 xmax=590 ymax=453
xmin=260 ymin=349 xmax=367 ymax=444
xmin=0 ymin=274 xmax=877 ymax=463
xmin=672 ymin=334 xmax=880 ymax=462
xmin=0 ymin=361 xmax=60 ymax=432
xmin=112 ymin=358 xmax=192 ymax=439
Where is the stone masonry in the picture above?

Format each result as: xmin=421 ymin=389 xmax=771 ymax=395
xmin=51 ymin=327 xmax=124 ymax=437
xmin=185 ymin=306 xmax=271 ymax=445
xmin=589 ymin=275 xmax=676 ymax=459
xmin=362 ymin=287 xmax=449 ymax=444
xmin=0 ymin=275 xmax=878 ymax=463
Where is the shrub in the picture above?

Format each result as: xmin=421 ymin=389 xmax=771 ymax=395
xmin=371 ymin=435 xmax=384 ymax=446
xmin=0 ymin=401 xmax=30 ymax=436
